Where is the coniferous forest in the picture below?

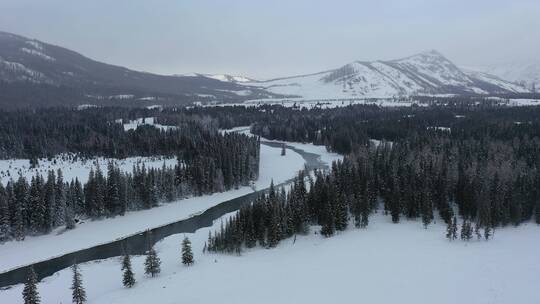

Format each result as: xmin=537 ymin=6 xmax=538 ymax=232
xmin=200 ymin=103 xmax=540 ymax=253
xmin=0 ymin=108 xmax=259 ymax=242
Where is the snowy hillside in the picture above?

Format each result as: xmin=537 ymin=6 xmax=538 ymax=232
xmin=245 ymin=50 xmax=529 ymax=99
xmin=0 ymin=31 xmax=278 ymax=108
xmin=468 ymin=62 xmax=540 ymax=91
xmin=201 ymin=74 xmax=254 ymax=83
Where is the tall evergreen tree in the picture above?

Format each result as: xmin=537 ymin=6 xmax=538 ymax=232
xmin=71 ymin=263 xmax=86 ymax=304
xmin=121 ymin=254 xmax=136 ymax=288
xmin=535 ymin=199 xmax=540 ymax=225
xmin=0 ymin=185 xmax=11 ymax=241
xmin=460 ymin=221 xmax=473 ymax=241
xmin=144 ymin=247 xmax=161 ymax=277
xmin=22 ymin=267 xmax=40 ymax=304
xmin=182 ymin=236 xmax=194 ymax=266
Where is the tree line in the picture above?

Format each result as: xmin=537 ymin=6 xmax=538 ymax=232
xmin=0 ymin=131 xmax=259 ymax=242
xmin=208 ymin=138 xmax=540 ymax=253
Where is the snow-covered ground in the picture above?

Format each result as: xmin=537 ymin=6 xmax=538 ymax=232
xmin=204 ymin=98 xmax=426 ymax=109
xmin=119 ymin=117 xmax=178 ymax=131
xmin=0 ymin=143 xmax=307 ymax=273
xmin=2 ymin=211 xmax=539 ymax=304
xmin=0 ymin=155 xmax=177 ymax=185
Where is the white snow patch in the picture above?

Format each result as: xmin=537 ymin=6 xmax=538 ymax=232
xmin=0 ymin=154 xmax=176 ymax=185
xmin=20 ymin=47 xmax=55 ymax=62
xmin=121 ymin=117 xmax=178 ymax=132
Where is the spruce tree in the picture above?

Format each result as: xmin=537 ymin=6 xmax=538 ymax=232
xmin=445 ymin=219 xmax=453 ymax=241
xmin=22 ymin=267 xmax=40 ymax=304
xmin=474 ymin=222 xmax=482 ymax=240
xmin=484 ymin=226 xmax=492 ymax=241
xmin=267 ymin=209 xmax=281 ymax=248
xmin=53 ymin=169 xmax=66 ymax=227
xmin=71 ymin=263 xmax=86 ymax=304
xmin=334 ymin=194 xmax=349 ymax=231
xmin=535 ymin=199 xmax=540 ymax=225
xmin=0 ymin=187 xmax=10 ymax=241
xmin=144 ymin=247 xmax=161 ymax=277
xmin=320 ymin=200 xmax=335 ymax=237
xmin=121 ymin=254 xmax=136 ymax=288
xmin=451 ymin=216 xmax=458 ymax=240
xmin=182 ymin=236 xmax=194 ymax=266
xmin=460 ymin=221 xmax=472 ymax=241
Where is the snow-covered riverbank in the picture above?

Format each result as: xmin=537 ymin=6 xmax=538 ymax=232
xmin=0 ymin=143 xmax=308 ymax=272
xmin=2 ymin=211 xmax=539 ymax=304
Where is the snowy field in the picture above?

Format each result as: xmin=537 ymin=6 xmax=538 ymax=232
xmin=0 ymin=155 xmax=177 ymax=185
xmin=119 ymin=117 xmax=178 ymax=131
xmin=199 ymin=97 xmax=540 ymax=109
xmin=0 ymin=143 xmax=307 ymax=273
xmin=2 ymin=211 xmax=539 ymax=304
xmin=204 ymin=98 xmax=426 ymax=109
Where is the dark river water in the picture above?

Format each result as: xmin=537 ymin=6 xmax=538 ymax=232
xmin=0 ymin=141 xmax=329 ymax=288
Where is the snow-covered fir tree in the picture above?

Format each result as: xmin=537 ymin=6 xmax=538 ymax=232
xmin=71 ymin=263 xmax=86 ymax=304
xmin=22 ymin=267 xmax=40 ymax=304
xmin=144 ymin=247 xmax=161 ymax=277
xmin=182 ymin=236 xmax=194 ymax=266
xmin=121 ymin=254 xmax=136 ymax=288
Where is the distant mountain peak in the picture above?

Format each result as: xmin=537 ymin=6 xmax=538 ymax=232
xmin=250 ymin=50 xmax=529 ymax=99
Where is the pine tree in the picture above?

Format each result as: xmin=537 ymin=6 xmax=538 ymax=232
xmin=65 ymin=205 xmax=76 ymax=230
xmin=474 ymin=222 xmax=482 ymax=240
xmin=22 ymin=267 xmax=40 ymax=304
xmin=121 ymin=254 xmax=136 ymax=288
xmin=334 ymin=194 xmax=349 ymax=231
xmin=106 ymin=162 xmax=121 ymax=215
xmin=320 ymin=200 xmax=335 ymax=237
xmin=451 ymin=216 xmax=458 ymax=240
xmin=445 ymin=219 xmax=453 ymax=241
xmin=535 ymin=199 xmax=540 ymax=225
xmin=267 ymin=208 xmax=281 ymax=248
xmin=53 ymin=169 xmax=66 ymax=227
xmin=10 ymin=181 xmax=25 ymax=241
xmin=484 ymin=226 xmax=492 ymax=241
xmin=71 ymin=263 xmax=86 ymax=304
xmin=460 ymin=221 xmax=472 ymax=241
xmin=0 ymin=186 xmax=11 ymax=241
xmin=182 ymin=236 xmax=194 ymax=266
xmin=144 ymin=247 xmax=161 ymax=277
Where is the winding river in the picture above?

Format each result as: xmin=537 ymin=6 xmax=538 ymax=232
xmin=0 ymin=141 xmax=329 ymax=288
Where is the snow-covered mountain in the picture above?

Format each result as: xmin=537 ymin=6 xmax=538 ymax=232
xmin=177 ymin=73 xmax=255 ymax=83
xmin=0 ymin=31 xmax=277 ymax=108
xmin=246 ymin=50 xmax=529 ymax=99
xmin=202 ymin=74 xmax=255 ymax=83
xmin=468 ymin=62 xmax=540 ymax=92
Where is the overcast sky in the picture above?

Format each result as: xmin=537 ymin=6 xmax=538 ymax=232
xmin=1 ymin=0 xmax=539 ymax=79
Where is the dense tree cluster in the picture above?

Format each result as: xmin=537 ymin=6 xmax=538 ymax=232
xmin=0 ymin=135 xmax=259 ymax=242
xmin=208 ymin=129 xmax=540 ymax=252
xmin=0 ymin=107 xmax=252 ymax=159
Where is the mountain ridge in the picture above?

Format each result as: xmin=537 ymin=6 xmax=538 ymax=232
xmin=0 ymin=30 xmax=533 ymax=108
xmin=239 ymin=50 xmax=529 ymax=99
xmin=0 ymin=31 xmax=277 ymax=108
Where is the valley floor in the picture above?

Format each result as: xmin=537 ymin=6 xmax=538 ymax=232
xmin=2 ymin=211 xmax=539 ymax=304
xmin=0 ymin=143 xmax=306 ymax=273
